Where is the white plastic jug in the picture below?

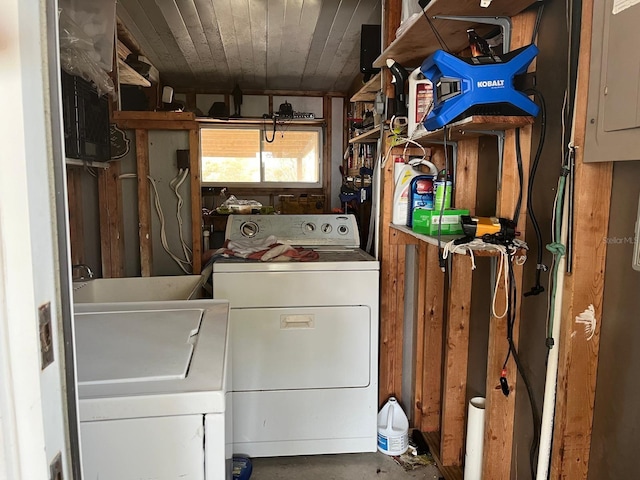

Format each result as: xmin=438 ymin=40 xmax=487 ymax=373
xmin=377 ymin=397 xmax=409 ymax=456
xmin=392 ymin=159 xmax=438 ymax=225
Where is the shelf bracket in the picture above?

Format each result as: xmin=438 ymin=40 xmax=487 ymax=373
xmin=432 ymin=15 xmax=512 ymax=54
xmin=465 ymin=130 xmax=505 ymax=191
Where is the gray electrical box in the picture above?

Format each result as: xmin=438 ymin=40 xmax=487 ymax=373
xmin=584 ymin=0 xmax=640 ymax=163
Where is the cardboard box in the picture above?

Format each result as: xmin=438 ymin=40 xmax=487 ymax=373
xmin=279 ymin=195 xmax=325 ymax=214
xmin=412 ymin=208 xmax=469 ymax=235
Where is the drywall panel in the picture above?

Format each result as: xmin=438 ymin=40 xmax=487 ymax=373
xmin=588 ymin=161 xmax=640 ymax=479
xmin=148 ymin=130 xmax=193 ymax=276
xmin=230 ymin=95 xmax=269 ymax=118
xmin=273 ymin=95 xmax=323 ymax=117
xmin=196 ymin=94 xmax=225 ymax=116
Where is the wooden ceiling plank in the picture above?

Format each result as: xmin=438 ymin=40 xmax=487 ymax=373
xmin=266 ymin=0 xmax=286 ymax=89
xmin=117 ymin=3 xmax=166 ymax=69
xmin=230 ymin=0 xmax=259 ymax=88
xmin=248 ymin=0 xmax=268 ymax=90
xmin=137 ymin=0 xmax=196 ymax=81
xmin=213 ymin=0 xmax=245 ymax=87
xmin=155 ymin=0 xmax=203 ymax=70
xmin=120 ymin=0 xmax=193 ymax=81
xmin=170 ymin=0 xmax=220 ymax=76
xmin=277 ymin=0 xmax=322 ymax=90
xmin=324 ymin=1 xmax=381 ymax=91
xmin=192 ymin=0 xmax=231 ymax=86
xmin=300 ymin=0 xmax=342 ymax=84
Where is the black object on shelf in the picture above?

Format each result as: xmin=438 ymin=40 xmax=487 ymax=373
xmin=360 ymin=24 xmax=381 ymax=82
xmin=61 ymin=71 xmax=110 ymax=161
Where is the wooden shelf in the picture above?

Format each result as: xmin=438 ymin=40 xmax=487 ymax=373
xmin=65 ymin=158 xmax=110 ymax=169
xmin=112 ymin=111 xmax=198 ymax=130
xmin=117 ymin=58 xmax=151 ymax=87
xmin=349 ymin=125 xmax=382 ymax=144
xmin=421 ymin=431 xmax=463 ymax=480
xmin=391 ymin=224 xmax=526 ymax=256
xmin=196 ymin=117 xmax=325 ymax=126
xmin=405 ymin=115 xmax=535 ymax=146
xmin=373 ymin=0 xmax=538 ymax=69
xmin=350 ymin=72 xmax=382 ymax=102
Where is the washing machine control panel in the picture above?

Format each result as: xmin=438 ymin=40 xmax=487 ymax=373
xmin=228 ymin=214 xmax=360 ymax=247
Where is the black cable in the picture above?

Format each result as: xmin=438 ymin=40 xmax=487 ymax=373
xmin=513 ymin=128 xmax=524 ymax=222
xmin=437 ymin=127 xmax=449 ymax=270
xmin=523 ymin=89 xmax=548 ymax=297
xmin=531 ymin=2 xmax=546 ymax=44
xmin=503 ymin=260 xmax=541 ymax=480
xmin=263 ymin=116 xmax=277 ymax=143
xmin=421 ymin=9 xmax=450 ymax=52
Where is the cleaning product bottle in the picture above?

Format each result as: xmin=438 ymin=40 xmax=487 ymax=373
xmin=406 ymin=175 xmax=434 ymax=227
xmin=377 ymin=397 xmax=409 ymax=456
xmin=408 ymin=67 xmax=433 ymax=138
xmin=434 ymin=169 xmax=453 ymax=211
xmin=392 ymin=159 xmax=438 ymax=225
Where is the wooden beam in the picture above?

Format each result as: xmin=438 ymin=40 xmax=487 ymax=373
xmin=136 ymin=129 xmax=152 ymax=277
xmin=481 ymin=12 xmax=536 ymax=480
xmin=383 ymin=0 xmax=402 ymax=101
xmin=417 ymin=243 xmax=446 ymax=432
xmin=550 ymin=0 xmax=613 ymax=476
xmin=440 ymin=254 xmax=473 ymax=466
xmin=97 ymin=163 xmax=125 ymax=278
xmin=439 ymin=137 xmax=479 ymax=465
xmin=189 ymin=129 xmax=202 ymax=275
xmin=323 ymin=95 xmax=332 ymax=211
xmin=66 ymin=168 xmax=84 ymax=266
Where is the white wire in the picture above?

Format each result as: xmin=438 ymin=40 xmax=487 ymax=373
xmin=170 ymin=168 xmax=193 ymax=263
xmin=492 ymin=249 xmax=510 ymax=319
xmin=120 ymin=173 xmax=193 ymax=274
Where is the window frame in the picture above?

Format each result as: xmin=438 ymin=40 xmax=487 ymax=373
xmin=199 ymin=122 xmax=324 ymax=189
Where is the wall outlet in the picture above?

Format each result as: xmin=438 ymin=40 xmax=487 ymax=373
xmin=176 ymin=149 xmax=190 ymax=170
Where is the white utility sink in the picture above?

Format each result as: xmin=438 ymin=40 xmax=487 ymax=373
xmin=73 ymin=275 xmax=208 ymax=303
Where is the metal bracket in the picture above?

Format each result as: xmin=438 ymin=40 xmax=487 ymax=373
xmin=424 ymin=139 xmax=458 ymax=198
xmin=432 ymin=15 xmax=512 ymax=54
xmin=465 ymin=130 xmax=505 ymax=191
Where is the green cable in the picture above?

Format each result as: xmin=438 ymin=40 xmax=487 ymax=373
xmin=545 ymin=175 xmax=567 ymax=344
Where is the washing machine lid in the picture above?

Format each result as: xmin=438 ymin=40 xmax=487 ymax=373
xmin=75 ymin=300 xmax=230 ymax=421
xmin=76 ymin=309 xmax=201 ymax=386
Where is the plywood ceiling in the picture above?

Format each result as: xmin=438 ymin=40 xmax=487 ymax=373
xmin=117 ymin=0 xmax=382 ymax=93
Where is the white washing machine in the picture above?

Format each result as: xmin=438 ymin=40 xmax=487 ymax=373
xmin=212 ymin=214 xmax=379 ymax=457
xmin=75 ymin=300 xmax=232 ymax=480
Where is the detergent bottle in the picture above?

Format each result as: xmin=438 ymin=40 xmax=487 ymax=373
xmin=377 ymin=396 xmax=409 ymax=456
xmin=392 ymin=158 xmax=438 ymax=225
xmin=407 ymin=175 xmax=435 ymax=227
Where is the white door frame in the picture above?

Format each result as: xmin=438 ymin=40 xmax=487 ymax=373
xmin=0 ymin=0 xmax=79 ymax=478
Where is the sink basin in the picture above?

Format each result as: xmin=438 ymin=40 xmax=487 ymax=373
xmin=73 ymin=275 xmax=208 ymax=303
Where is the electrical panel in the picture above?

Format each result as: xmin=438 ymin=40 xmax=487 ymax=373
xmin=584 ymin=0 xmax=640 ymax=162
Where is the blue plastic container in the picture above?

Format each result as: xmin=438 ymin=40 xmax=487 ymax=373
xmin=406 ymin=175 xmax=434 ymax=227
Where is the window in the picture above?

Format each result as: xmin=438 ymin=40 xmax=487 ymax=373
xmin=200 ymin=125 xmax=323 ymax=188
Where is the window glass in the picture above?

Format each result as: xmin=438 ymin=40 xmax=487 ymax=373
xmin=200 ymin=125 xmax=322 ymax=187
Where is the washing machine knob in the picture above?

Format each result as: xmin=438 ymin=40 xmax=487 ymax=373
xmin=240 ymin=221 xmax=259 ymax=238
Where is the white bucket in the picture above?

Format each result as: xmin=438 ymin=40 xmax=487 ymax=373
xmin=377 ymin=397 xmax=409 ymax=456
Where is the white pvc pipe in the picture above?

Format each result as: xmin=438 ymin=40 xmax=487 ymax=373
xmin=535 ymin=188 xmax=569 ymax=480
xmin=464 ymin=397 xmax=486 ymax=480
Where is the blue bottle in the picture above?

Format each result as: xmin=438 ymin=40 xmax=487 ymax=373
xmin=406 ymin=175 xmax=434 ymax=227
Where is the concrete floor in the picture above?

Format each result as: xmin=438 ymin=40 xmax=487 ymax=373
xmin=250 ymin=453 xmax=443 ymax=480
